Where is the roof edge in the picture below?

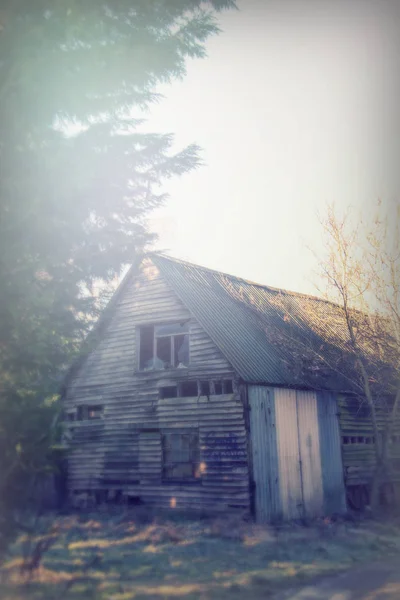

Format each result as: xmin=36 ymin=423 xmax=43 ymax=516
xmin=150 ymin=252 xmax=342 ymax=308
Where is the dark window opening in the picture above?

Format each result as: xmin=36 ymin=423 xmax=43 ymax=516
xmin=77 ymin=405 xmax=86 ymax=421
xmin=159 ymin=386 xmax=178 ymax=399
xmin=65 ymin=412 xmax=75 ymax=422
xmin=88 ymin=405 xmax=103 ymax=420
xmin=199 ymin=381 xmax=210 ymax=396
xmin=139 ymin=325 xmax=154 ymax=370
xmin=162 ymin=432 xmax=200 ymax=481
xmin=214 ymin=381 xmax=223 ymax=395
xmin=76 ymin=405 xmax=103 ymax=421
xmin=180 ymin=381 xmax=198 ymax=397
xmin=156 ymin=335 xmax=172 ymax=368
xmin=223 ymin=380 xmax=234 ymax=394
xmin=342 ymin=435 xmax=375 ymax=445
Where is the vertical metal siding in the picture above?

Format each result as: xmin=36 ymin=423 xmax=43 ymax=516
xmin=250 ymin=386 xmax=346 ymax=522
xmin=274 ymin=388 xmax=303 ymax=520
xmin=248 ymin=386 xmax=281 ymax=522
xmin=317 ymin=391 xmax=347 ymax=515
xmin=296 ymin=391 xmax=324 ymax=518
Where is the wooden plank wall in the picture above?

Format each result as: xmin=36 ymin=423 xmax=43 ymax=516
xmin=64 ymin=260 xmax=250 ymax=512
xmin=338 ymin=395 xmax=400 ymax=486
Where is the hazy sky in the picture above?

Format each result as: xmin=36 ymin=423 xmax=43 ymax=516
xmin=146 ymin=0 xmax=400 ymax=294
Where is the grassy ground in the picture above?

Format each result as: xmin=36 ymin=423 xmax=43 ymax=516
xmin=1 ymin=510 xmax=400 ymax=599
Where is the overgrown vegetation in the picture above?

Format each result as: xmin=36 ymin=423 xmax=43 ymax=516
xmin=1 ymin=511 xmax=400 ymax=599
xmin=0 ymin=0 xmax=235 ymax=556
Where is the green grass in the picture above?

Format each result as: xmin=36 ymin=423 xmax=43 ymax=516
xmin=1 ymin=511 xmax=400 ymax=599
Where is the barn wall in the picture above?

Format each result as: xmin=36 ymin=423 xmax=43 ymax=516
xmin=64 ymin=260 xmax=250 ymax=513
xmin=338 ymin=395 xmax=400 ymax=487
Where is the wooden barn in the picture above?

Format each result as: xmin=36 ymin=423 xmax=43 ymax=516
xmin=62 ymin=254 xmax=399 ymax=521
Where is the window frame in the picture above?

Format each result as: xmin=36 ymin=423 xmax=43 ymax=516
xmin=138 ymin=321 xmax=190 ymax=371
xmin=161 ymin=430 xmax=200 ymax=483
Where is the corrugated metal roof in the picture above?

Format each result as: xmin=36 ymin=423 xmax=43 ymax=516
xmin=152 ymin=254 xmax=379 ymax=391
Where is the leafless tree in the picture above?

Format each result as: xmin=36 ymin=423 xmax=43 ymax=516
xmin=312 ymin=202 xmax=400 ymax=510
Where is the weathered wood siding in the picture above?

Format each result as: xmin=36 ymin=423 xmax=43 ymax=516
xmin=339 ymin=395 xmax=400 ymax=486
xmin=64 ymin=260 xmax=250 ymax=512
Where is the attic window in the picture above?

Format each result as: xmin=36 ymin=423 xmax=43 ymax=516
xmin=139 ymin=322 xmax=189 ymax=370
xmin=139 ymin=325 xmax=154 ymax=370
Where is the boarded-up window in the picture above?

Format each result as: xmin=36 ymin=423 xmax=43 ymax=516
xmin=162 ymin=432 xmax=200 ymax=480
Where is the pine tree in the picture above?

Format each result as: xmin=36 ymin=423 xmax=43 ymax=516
xmin=0 ymin=0 xmax=235 ymax=553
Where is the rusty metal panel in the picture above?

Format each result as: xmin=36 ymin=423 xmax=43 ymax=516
xmin=317 ymin=391 xmax=347 ymax=515
xmin=248 ymin=386 xmax=281 ymax=522
xmin=274 ymin=388 xmax=303 ymax=520
xmin=296 ymin=391 xmax=324 ymax=518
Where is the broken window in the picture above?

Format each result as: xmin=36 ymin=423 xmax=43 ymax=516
xmin=180 ymin=381 xmax=198 ymax=397
xmin=139 ymin=325 xmax=155 ymax=370
xmin=224 ymin=380 xmax=234 ymax=394
xmin=162 ymin=432 xmax=200 ymax=481
xmin=214 ymin=381 xmax=223 ymax=395
xmin=156 ymin=335 xmax=171 ymax=367
xmin=211 ymin=380 xmax=233 ymax=395
xmin=159 ymin=386 xmax=178 ymax=399
xmin=199 ymin=381 xmax=210 ymax=396
xmin=138 ymin=322 xmax=189 ymax=370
